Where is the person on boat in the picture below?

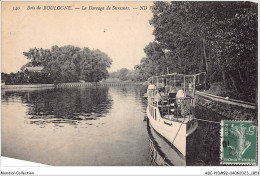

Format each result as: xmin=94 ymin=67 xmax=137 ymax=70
xmin=158 ymin=87 xmax=166 ymax=97
xmin=176 ymin=89 xmax=191 ymax=117
xmin=155 ymin=90 xmax=162 ymax=106
xmin=176 ymin=89 xmax=185 ymax=99
xmin=148 ymin=84 xmax=156 ymax=90
xmin=174 ymin=89 xmax=185 ymax=117
xmin=147 ymin=84 xmax=156 ymax=105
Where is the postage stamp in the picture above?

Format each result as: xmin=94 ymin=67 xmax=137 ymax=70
xmin=220 ymin=120 xmax=257 ymax=165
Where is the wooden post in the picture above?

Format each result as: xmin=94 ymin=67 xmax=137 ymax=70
xmin=184 ymin=75 xmax=186 ymax=93
xmin=202 ymin=38 xmax=208 ymax=73
xmin=174 ymin=75 xmax=176 ymax=92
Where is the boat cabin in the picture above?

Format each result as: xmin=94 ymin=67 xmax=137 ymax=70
xmin=147 ymin=72 xmax=207 ymax=122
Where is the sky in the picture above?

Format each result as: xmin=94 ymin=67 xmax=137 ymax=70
xmin=2 ymin=1 xmax=154 ymax=73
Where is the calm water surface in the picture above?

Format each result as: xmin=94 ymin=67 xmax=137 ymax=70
xmin=2 ymin=86 xmax=221 ymax=166
xmin=2 ymin=86 xmax=156 ymax=166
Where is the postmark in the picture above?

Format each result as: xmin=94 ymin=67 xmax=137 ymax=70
xmin=220 ymin=120 xmax=257 ymax=165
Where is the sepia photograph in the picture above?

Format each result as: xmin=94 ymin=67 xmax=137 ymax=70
xmin=1 ymin=0 xmax=258 ymax=175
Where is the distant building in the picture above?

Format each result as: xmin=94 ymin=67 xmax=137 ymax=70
xmin=24 ymin=66 xmax=44 ymax=72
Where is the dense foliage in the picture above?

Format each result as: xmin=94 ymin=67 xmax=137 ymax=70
xmin=3 ymin=45 xmax=112 ymax=84
xmin=135 ymin=1 xmax=257 ymax=101
xmin=109 ymin=68 xmax=136 ymax=81
xmin=1 ymin=71 xmax=53 ymax=85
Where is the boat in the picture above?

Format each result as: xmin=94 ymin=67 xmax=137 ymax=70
xmin=147 ymin=118 xmax=186 ymax=166
xmin=146 ymin=72 xmax=208 ymax=158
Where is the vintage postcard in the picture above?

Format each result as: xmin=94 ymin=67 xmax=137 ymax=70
xmin=1 ymin=1 xmax=258 ymax=175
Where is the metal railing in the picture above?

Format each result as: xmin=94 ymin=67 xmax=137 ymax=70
xmin=156 ymin=97 xmax=193 ymax=122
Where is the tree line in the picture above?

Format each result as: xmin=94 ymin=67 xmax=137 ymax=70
xmin=2 ymin=45 xmax=112 ymax=84
xmin=134 ymin=1 xmax=257 ymax=101
xmin=109 ymin=68 xmax=137 ymax=81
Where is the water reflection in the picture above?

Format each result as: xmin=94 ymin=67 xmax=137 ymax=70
xmin=147 ymin=120 xmax=186 ymax=166
xmin=2 ymin=86 xmax=152 ymax=166
xmin=2 ymin=85 xmax=229 ymax=166
xmin=2 ymin=87 xmax=112 ymax=128
xmin=186 ymin=105 xmax=221 ymax=166
xmin=2 ymin=85 xmax=223 ymax=166
xmin=146 ymin=100 xmax=224 ymax=166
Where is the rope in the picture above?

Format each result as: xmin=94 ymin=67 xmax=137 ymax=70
xmin=159 ymin=122 xmax=183 ymax=164
xmin=194 ymin=118 xmax=221 ymax=124
xmin=159 ymin=118 xmax=219 ymax=165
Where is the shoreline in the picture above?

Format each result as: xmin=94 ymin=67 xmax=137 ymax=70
xmin=1 ymin=82 xmax=257 ymax=121
xmin=195 ymin=92 xmax=257 ymax=121
xmin=1 ymin=81 xmax=146 ymax=89
xmin=1 ymin=84 xmax=55 ymax=89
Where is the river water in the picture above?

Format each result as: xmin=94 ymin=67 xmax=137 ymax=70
xmin=2 ymin=86 xmax=150 ymax=166
xmin=1 ymin=86 xmax=221 ymax=166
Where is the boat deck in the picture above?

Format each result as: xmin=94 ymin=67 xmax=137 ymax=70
xmin=162 ymin=114 xmax=193 ymax=124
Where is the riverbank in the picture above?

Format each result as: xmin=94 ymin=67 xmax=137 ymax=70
xmin=2 ymin=82 xmax=256 ymax=122
xmin=195 ymin=91 xmax=257 ymax=122
xmin=56 ymin=82 xmax=145 ymax=88
xmin=204 ymin=82 xmax=256 ymax=103
xmin=1 ymin=82 xmax=146 ymax=89
xmin=1 ymin=84 xmax=55 ymax=89
xmin=198 ymin=82 xmax=257 ymax=121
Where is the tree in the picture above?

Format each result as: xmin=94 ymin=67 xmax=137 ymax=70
xmin=118 ymin=68 xmax=129 ymax=81
xmin=108 ymin=69 xmax=136 ymax=81
xmin=22 ymin=45 xmax=113 ymax=83
xmin=80 ymin=49 xmax=112 ymax=82
xmin=134 ymin=42 xmax=166 ymax=81
xmin=135 ymin=1 xmax=257 ymax=101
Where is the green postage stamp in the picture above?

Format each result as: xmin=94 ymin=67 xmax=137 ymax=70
xmin=220 ymin=120 xmax=257 ymax=165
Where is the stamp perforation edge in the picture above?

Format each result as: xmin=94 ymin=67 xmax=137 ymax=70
xmin=220 ymin=120 xmax=258 ymax=166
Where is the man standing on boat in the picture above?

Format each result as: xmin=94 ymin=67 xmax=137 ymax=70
xmin=155 ymin=90 xmax=162 ymax=106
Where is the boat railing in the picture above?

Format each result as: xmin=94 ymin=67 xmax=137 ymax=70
xmin=157 ymin=97 xmax=193 ymax=122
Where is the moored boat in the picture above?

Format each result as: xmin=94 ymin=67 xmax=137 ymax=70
xmin=146 ymin=72 xmax=208 ymax=157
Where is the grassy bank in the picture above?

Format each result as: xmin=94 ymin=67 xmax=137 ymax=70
xmin=204 ymin=82 xmax=256 ymax=103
